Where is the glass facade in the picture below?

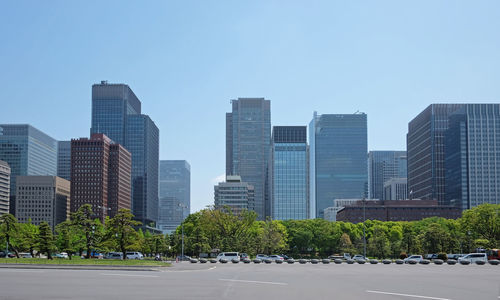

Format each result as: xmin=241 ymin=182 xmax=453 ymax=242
xmin=407 ymin=104 xmax=464 ymax=204
xmin=0 ymin=125 xmax=57 ymax=214
xmin=368 ymin=151 xmax=407 ymax=200
xmin=226 ymin=98 xmax=271 ymax=220
xmin=270 ymin=126 xmax=308 ymax=220
xmin=309 ymin=112 xmax=367 ymax=218
xmin=90 ymin=82 xmax=159 ymax=225
xmin=445 ymin=104 xmax=500 ymax=209
xmin=57 ymin=141 xmax=71 ymax=181
xmin=158 ymin=160 xmax=190 ymax=233
xmin=91 ymin=83 xmax=141 ymax=145
xmin=126 ymin=115 xmax=159 ymax=225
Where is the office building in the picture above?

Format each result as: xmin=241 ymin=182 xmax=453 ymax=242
xmin=90 ymin=81 xmax=159 ymax=225
xmin=407 ymin=104 xmax=464 ymax=204
xmin=125 ymin=115 xmax=159 ymax=226
xmin=445 ymin=104 xmax=500 ymax=209
xmin=309 ymin=112 xmax=368 ymax=218
xmin=269 ymin=126 xmax=308 ymax=220
xmin=226 ymin=98 xmax=271 ymax=220
xmin=0 ymin=160 xmax=10 ymax=215
xmin=214 ymin=176 xmax=255 ymax=215
xmin=384 ymin=178 xmax=408 ymax=200
xmin=15 ymin=176 xmax=70 ymax=230
xmin=70 ymin=134 xmax=131 ymax=222
xmin=57 ymin=141 xmax=71 ymax=181
xmin=368 ymin=151 xmax=406 ymax=200
xmin=0 ymin=124 xmax=58 ymax=215
xmin=335 ymin=200 xmax=461 ymax=223
xmin=158 ymin=160 xmax=191 ymax=233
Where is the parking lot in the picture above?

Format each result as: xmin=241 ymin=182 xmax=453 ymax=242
xmin=0 ymin=262 xmax=498 ymax=300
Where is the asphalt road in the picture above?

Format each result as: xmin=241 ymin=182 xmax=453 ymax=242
xmin=0 ymin=262 xmax=498 ymax=300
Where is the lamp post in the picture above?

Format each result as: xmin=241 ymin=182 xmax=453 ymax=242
xmin=362 ymin=197 xmax=366 ymax=259
xmin=97 ymin=205 xmax=111 ymax=221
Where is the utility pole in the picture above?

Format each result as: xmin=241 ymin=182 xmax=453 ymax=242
xmin=363 ymin=197 xmax=366 ymax=258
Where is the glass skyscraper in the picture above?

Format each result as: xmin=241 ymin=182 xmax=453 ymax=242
xmin=368 ymin=151 xmax=407 ymax=200
xmin=270 ymin=126 xmax=308 ymax=220
xmin=445 ymin=104 xmax=500 ymax=209
xmin=309 ymin=112 xmax=368 ymax=218
xmin=0 ymin=124 xmax=57 ymax=215
xmin=226 ymin=98 xmax=271 ymax=220
xmin=90 ymin=81 xmax=159 ymax=225
xmin=57 ymin=141 xmax=71 ymax=181
xmin=158 ymin=160 xmax=190 ymax=233
xmin=407 ymin=104 xmax=464 ymax=204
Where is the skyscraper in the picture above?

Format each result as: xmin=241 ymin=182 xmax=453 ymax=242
xmin=226 ymin=98 xmax=271 ymax=220
xmin=0 ymin=124 xmax=58 ymax=215
xmin=368 ymin=151 xmax=407 ymax=200
xmin=0 ymin=160 xmax=10 ymax=216
xmin=57 ymin=141 xmax=71 ymax=181
xmin=158 ymin=160 xmax=190 ymax=233
xmin=407 ymin=104 xmax=464 ymax=204
xmin=90 ymin=81 xmax=159 ymax=225
xmin=90 ymin=81 xmax=141 ymax=145
xmin=269 ymin=126 xmax=308 ymax=220
xmin=309 ymin=112 xmax=368 ymax=218
xmin=70 ymin=134 xmax=131 ymax=222
xmin=126 ymin=115 xmax=159 ymax=226
xmin=445 ymin=104 xmax=500 ymax=209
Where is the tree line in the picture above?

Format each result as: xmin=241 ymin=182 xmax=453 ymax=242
xmin=0 ymin=204 xmax=498 ymax=260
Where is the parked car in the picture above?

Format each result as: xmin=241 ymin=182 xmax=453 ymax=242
xmin=268 ymin=255 xmax=284 ymax=261
xmin=255 ymin=254 xmax=268 ymax=260
xmin=424 ymin=254 xmax=438 ymax=260
xmin=105 ymin=252 xmax=123 ymax=259
xmin=352 ymin=255 xmax=366 ymax=262
xmin=239 ymin=253 xmax=249 ymax=261
xmin=126 ymin=252 xmax=144 ymax=260
xmin=404 ymin=255 xmax=423 ymax=263
xmin=280 ymin=254 xmax=290 ymax=260
xmin=447 ymin=254 xmax=465 ymax=260
xmin=54 ymin=252 xmax=68 ymax=259
xmin=328 ymin=253 xmax=350 ymax=260
xmin=176 ymin=255 xmax=192 ymax=261
xmin=216 ymin=252 xmax=239 ymax=261
xmin=458 ymin=253 xmax=487 ymax=264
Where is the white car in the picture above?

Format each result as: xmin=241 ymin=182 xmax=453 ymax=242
xmin=126 ymin=252 xmax=144 ymax=260
xmin=216 ymin=252 xmax=239 ymax=261
xmin=404 ymin=255 xmax=423 ymax=263
xmin=256 ymin=254 xmax=268 ymax=260
xmin=352 ymin=255 xmax=366 ymax=262
xmin=458 ymin=253 xmax=487 ymax=264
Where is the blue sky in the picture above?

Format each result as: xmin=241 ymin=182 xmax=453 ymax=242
xmin=1 ymin=1 xmax=500 ymax=212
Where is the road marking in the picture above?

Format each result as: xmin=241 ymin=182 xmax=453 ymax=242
xmin=161 ymin=266 xmax=217 ymax=272
xmin=366 ymin=290 xmax=450 ymax=300
xmin=100 ymin=273 xmax=159 ymax=278
xmin=219 ymin=279 xmax=288 ymax=286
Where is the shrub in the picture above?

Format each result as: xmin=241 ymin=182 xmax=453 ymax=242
xmin=437 ymin=253 xmax=447 ymax=261
xmin=400 ymin=252 xmax=408 ymax=259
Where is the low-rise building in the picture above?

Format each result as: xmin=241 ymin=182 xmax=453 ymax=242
xmin=15 ymin=176 xmax=70 ymax=229
xmin=214 ymin=175 xmax=254 ymax=215
xmin=383 ymin=178 xmax=408 ymax=200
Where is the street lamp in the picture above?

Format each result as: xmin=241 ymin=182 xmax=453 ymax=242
xmin=362 ymin=197 xmax=366 ymax=259
xmin=97 ymin=205 xmax=111 ymax=222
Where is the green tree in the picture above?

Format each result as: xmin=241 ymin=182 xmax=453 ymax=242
xmin=419 ymin=223 xmax=451 ymax=254
xmin=18 ymin=220 xmax=39 ymax=258
xmin=55 ymin=220 xmax=83 ymax=260
xmin=106 ymin=209 xmax=141 ymax=259
xmin=71 ymin=204 xmax=101 ymax=259
xmin=339 ymin=233 xmax=356 ymax=255
xmin=0 ymin=214 xmax=20 ymax=257
xmin=257 ymin=219 xmax=288 ymax=255
xmin=37 ymin=222 xmax=55 ymax=259
xmin=460 ymin=204 xmax=500 ymax=248
xmin=367 ymin=225 xmax=390 ymax=259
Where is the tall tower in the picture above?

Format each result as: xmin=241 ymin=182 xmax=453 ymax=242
xmin=368 ymin=151 xmax=407 ymax=200
xmin=158 ymin=160 xmax=190 ymax=233
xmin=269 ymin=126 xmax=308 ymax=220
xmin=90 ymin=82 xmax=159 ymax=225
xmin=407 ymin=104 xmax=463 ymax=203
xmin=309 ymin=112 xmax=368 ymax=218
xmin=226 ymin=98 xmax=271 ymax=220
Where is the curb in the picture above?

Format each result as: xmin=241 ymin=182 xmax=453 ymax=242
xmin=0 ymin=264 xmax=168 ymax=272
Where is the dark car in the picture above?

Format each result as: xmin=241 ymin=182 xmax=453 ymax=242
xmin=176 ymin=255 xmax=192 ymax=261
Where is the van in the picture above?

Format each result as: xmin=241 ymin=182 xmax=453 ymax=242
xmin=216 ymin=252 xmax=239 ymax=261
xmin=126 ymin=252 xmax=144 ymax=260
xmin=458 ymin=253 xmax=487 ymax=264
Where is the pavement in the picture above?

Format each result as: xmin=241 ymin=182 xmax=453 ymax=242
xmin=0 ymin=262 xmax=498 ymax=300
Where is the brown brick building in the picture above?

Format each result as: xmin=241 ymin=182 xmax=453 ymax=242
xmin=335 ymin=200 xmax=462 ymax=223
xmin=70 ymin=134 xmax=131 ymax=221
